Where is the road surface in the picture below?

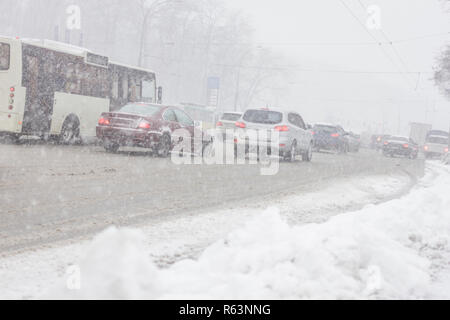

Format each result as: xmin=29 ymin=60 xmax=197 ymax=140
xmin=0 ymin=141 xmax=424 ymax=253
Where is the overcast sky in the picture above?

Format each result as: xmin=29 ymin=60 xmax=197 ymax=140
xmin=226 ymin=0 xmax=450 ymax=134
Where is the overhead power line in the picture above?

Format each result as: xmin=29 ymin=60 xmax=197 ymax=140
xmin=339 ymin=0 xmax=420 ymax=92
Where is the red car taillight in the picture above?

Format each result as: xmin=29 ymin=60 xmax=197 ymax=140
xmin=403 ymin=144 xmax=409 ymax=149
xmin=216 ymin=121 xmax=223 ymax=127
xmin=235 ymin=122 xmax=246 ymax=129
xmin=274 ymin=125 xmax=289 ymax=132
xmin=98 ymin=117 xmax=110 ymax=125
xmin=331 ymin=133 xmax=340 ymax=138
xmin=138 ymin=120 xmax=151 ymax=130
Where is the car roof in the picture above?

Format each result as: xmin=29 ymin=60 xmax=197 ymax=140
xmin=222 ymin=111 xmax=243 ymax=115
xmin=389 ymin=136 xmax=409 ymax=140
xmin=314 ymin=123 xmax=337 ymax=127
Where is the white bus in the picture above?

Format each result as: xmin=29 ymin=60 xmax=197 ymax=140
xmin=0 ymin=36 xmax=162 ymax=143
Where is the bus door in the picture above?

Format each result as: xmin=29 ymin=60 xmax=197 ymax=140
xmin=22 ymin=54 xmax=53 ymax=135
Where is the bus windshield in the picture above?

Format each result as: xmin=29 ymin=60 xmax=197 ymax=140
xmin=0 ymin=43 xmax=10 ymax=70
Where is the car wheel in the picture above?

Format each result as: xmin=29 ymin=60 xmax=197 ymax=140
xmin=104 ymin=141 xmax=119 ymax=153
xmin=302 ymin=143 xmax=313 ymax=162
xmin=285 ymin=142 xmax=297 ymax=162
xmin=157 ymin=134 xmax=172 ymax=158
xmin=202 ymin=141 xmax=214 ymax=159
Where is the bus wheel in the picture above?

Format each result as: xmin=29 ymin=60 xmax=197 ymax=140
xmin=60 ymin=117 xmax=80 ymax=145
xmin=1 ymin=134 xmax=20 ymax=144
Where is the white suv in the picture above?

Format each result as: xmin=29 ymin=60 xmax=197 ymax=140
xmin=234 ymin=108 xmax=313 ymax=162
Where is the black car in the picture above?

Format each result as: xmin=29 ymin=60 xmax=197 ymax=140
xmin=312 ymin=124 xmax=349 ymax=153
xmin=382 ymin=136 xmax=418 ymax=159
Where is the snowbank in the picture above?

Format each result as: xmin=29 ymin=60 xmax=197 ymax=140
xmin=48 ymin=162 xmax=450 ymax=299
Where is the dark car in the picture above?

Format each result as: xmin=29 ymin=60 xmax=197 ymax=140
xmin=382 ymin=136 xmax=418 ymax=159
xmin=96 ymin=103 xmax=209 ymax=157
xmin=371 ymin=134 xmax=391 ymax=151
xmin=312 ymin=123 xmax=349 ymax=153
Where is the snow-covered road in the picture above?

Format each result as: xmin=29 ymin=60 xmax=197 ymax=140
xmin=2 ymin=160 xmax=447 ymax=300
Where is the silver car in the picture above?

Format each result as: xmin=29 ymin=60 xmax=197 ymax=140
xmin=216 ymin=112 xmax=243 ymax=142
xmin=234 ymin=108 xmax=313 ymax=162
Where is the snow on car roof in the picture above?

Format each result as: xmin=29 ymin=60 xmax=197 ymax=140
xmin=314 ymin=122 xmax=336 ymax=127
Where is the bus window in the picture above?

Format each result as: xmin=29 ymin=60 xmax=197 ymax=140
xmin=129 ymin=77 xmax=138 ymax=102
xmin=142 ymin=78 xmax=155 ymax=103
xmin=121 ymin=75 xmax=128 ymax=99
xmin=111 ymin=74 xmax=119 ymax=99
xmin=0 ymin=43 xmax=10 ymax=70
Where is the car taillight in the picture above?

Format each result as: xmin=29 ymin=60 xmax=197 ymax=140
xmin=384 ymin=141 xmax=388 ymax=145
xmin=275 ymin=125 xmax=289 ymax=132
xmin=445 ymin=147 xmax=449 ymax=153
xmin=138 ymin=121 xmax=151 ymax=130
xmin=424 ymin=145 xmax=429 ymax=151
xmin=235 ymin=122 xmax=246 ymax=129
xmin=216 ymin=121 xmax=223 ymax=127
xmin=331 ymin=133 xmax=340 ymax=138
xmin=403 ymin=144 xmax=409 ymax=148
xmin=98 ymin=117 xmax=110 ymax=125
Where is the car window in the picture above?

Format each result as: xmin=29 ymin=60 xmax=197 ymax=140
xmin=427 ymin=136 xmax=448 ymax=144
xmin=221 ymin=113 xmax=241 ymax=121
xmin=0 ymin=43 xmax=10 ymax=71
xmin=295 ymin=115 xmax=306 ymax=129
xmin=119 ymin=103 xmax=162 ymax=116
xmin=314 ymin=125 xmax=337 ymax=133
xmin=288 ymin=114 xmax=306 ymax=129
xmin=288 ymin=114 xmax=297 ymax=127
xmin=164 ymin=109 xmax=177 ymax=122
xmin=390 ymin=136 xmax=409 ymax=142
xmin=243 ymin=110 xmax=283 ymax=125
xmin=174 ymin=109 xmax=194 ymax=127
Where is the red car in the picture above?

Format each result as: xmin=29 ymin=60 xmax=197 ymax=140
xmin=96 ymin=103 xmax=209 ymax=157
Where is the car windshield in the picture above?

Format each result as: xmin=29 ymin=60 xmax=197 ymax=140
xmin=427 ymin=137 xmax=448 ymax=145
xmin=221 ymin=113 xmax=242 ymax=121
xmin=119 ymin=104 xmax=162 ymax=116
xmin=0 ymin=43 xmax=10 ymax=70
xmin=243 ymin=110 xmax=283 ymax=124
xmin=314 ymin=125 xmax=337 ymax=133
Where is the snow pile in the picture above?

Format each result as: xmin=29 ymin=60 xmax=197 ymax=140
xmin=49 ymin=163 xmax=450 ymax=299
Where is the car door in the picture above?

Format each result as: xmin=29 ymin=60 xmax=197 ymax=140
xmin=293 ymin=113 xmax=308 ymax=150
xmin=162 ymin=109 xmax=181 ymax=145
xmin=174 ymin=109 xmax=201 ymax=153
xmin=287 ymin=113 xmax=301 ymax=149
